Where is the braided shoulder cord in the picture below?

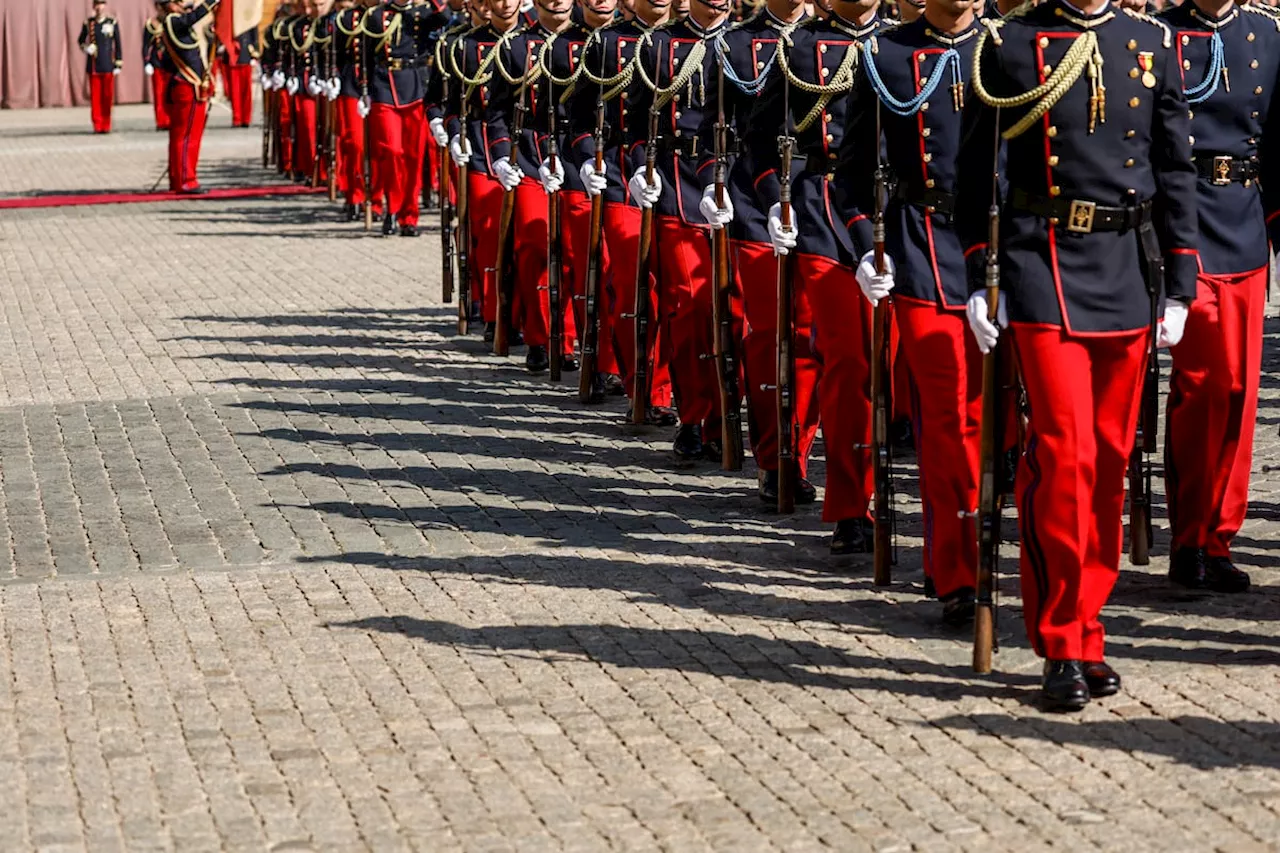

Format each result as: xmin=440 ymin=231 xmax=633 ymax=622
xmin=712 ymin=33 xmax=774 ymax=96
xmin=335 ymin=9 xmax=361 ymax=37
xmin=862 ymin=42 xmax=961 ymax=116
xmin=774 ymin=25 xmax=859 ymax=132
xmin=494 ymin=34 xmax=545 ymax=85
xmin=634 ymin=37 xmax=707 ymax=109
xmin=1242 ymin=4 xmax=1280 ymax=30
xmin=451 ymin=26 xmax=514 ymax=98
xmin=539 ymin=33 xmax=590 ymax=103
xmin=1121 ymin=8 xmax=1172 ymax=48
xmin=360 ymin=9 xmax=403 ymax=49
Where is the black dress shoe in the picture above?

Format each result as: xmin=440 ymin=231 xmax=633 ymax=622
xmin=179 ymin=186 xmax=209 ymax=195
xmin=526 ymin=346 xmax=549 ymax=373
xmin=604 ymin=373 xmax=625 ymax=396
xmin=483 ymin=322 xmax=496 ymax=344
xmin=673 ymin=424 xmax=704 ymax=461
xmin=796 ymin=478 xmax=817 ymax=505
xmin=1207 ymin=555 xmax=1251 ymax=593
xmin=830 ymin=518 xmax=873 ymax=556
xmin=510 ymin=330 xmax=525 ymax=347
xmin=1041 ymin=660 xmax=1090 ymax=712
xmin=561 ymin=356 xmax=579 ymax=372
xmin=381 ymin=212 xmax=398 ymax=236
xmin=649 ymin=406 xmax=678 ymax=427
xmin=1082 ymin=661 xmax=1121 ymax=697
xmin=399 ymin=224 xmax=419 ymax=237
xmin=941 ymin=588 xmax=976 ymax=627
xmin=702 ymin=438 xmax=724 ymax=462
xmin=1169 ymin=547 xmax=1249 ymax=592
xmin=341 ymin=202 xmax=357 ymax=222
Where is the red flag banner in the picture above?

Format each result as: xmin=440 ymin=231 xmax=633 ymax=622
xmin=215 ymin=0 xmax=235 ymax=57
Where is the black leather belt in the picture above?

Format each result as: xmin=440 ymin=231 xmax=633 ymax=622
xmin=1194 ymin=155 xmax=1259 ymax=185
xmin=377 ymin=57 xmax=427 ymax=71
xmin=654 ymin=135 xmax=702 ymax=157
xmin=1010 ymin=188 xmax=1150 ymax=234
xmin=895 ymin=184 xmax=956 ymax=218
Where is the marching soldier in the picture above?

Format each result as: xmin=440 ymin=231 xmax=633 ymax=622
xmin=144 ymin=2 xmax=173 ymax=132
xmin=335 ymin=0 xmax=376 ymax=221
xmin=700 ymin=0 xmax=811 ymax=499
xmin=1159 ymin=0 xmax=1280 ymax=594
xmin=263 ymin=3 xmax=300 ymax=176
xmin=832 ymin=0 xmax=981 ymax=622
xmin=569 ymin=0 xmax=676 ymax=422
xmin=79 ymin=0 xmax=123 ymax=134
xmin=364 ymin=0 xmax=451 ymax=236
xmin=221 ymin=25 xmax=260 ymax=127
xmin=158 ymin=0 xmax=222 ymax=193
xmin=287 ymin=1 xmax=326 ymax=185
xmin=627 ymin=0 xmax=736 ymax=460
xmin=956 ymin=0 xmax=1198 ymax=710
xmin=748 ymin=0 xmax=886 ymax=553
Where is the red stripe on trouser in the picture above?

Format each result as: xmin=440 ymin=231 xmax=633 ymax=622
xmin=1165 ymin=265 xmax=1266 ymax=558
xmin=560 ymin=191 xmax=602 ymax=364
xmin=1014 ymin=326 xmax=1146 ymax=662
xmin=151 ymin=70 xmax=171 ymax=129
xmin=90 ymin=72 xmax=115 ymax=132
xmin=337 ymin=96 xmax=374 ymax=207
xmin=293 ymin=95 xmax=320 ymax=182
xmin=167 ymin=83 xmax=206 ymax=191
xmin=468 ymin=171 xmax=504 ymax=323
xmin=512 ymin=180 xmax=550 ymax=347
xmin=369 ymin=102 xmax=426 ymax=226
xmin=603 ymin=202 xmax=672 ymax=407
xmin=895 ymin=299 xmax=982 ymax=599
xmin=735 ymin=239 xmax=820 ymax=475
xmin=797 ymin=252 xmax=874 ymax=523
xmin=654 ymin=216 xmax=722 ymax=426
xmin=277 ymin=93 xmax=295 ymax=172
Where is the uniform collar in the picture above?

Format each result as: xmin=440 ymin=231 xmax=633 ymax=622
xmin=1053 ymin=0 xmax=1116 ymax=29
xmin=920 ymin=15 xmax=979 ymax=45
xmin=686 ymin=15 xmax=729 ymax=35
xmin=764 ymin=8 xmax=803 ymax=29
xmin=1189 ymin=2 xmax=1239 ymax=28
xmin=829 ymin=12 xmax=879 ymax=39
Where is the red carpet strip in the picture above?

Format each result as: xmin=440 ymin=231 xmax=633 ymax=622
xmin=0 ymin=184 xmax=326 ymax=211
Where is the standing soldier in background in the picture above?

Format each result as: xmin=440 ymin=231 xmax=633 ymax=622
xmin=335 ymin=0 xmax=374 ymax=221
xmin=144 ymin=2 xmax=173 ymax=132
xmin=569 ymin=0 xmax=676 ymax=423
xmin=833 ymin=0 xmax=981 ymax=623
xmin=79 ymin=0 xmax=123 ymax=134
xmin=702 ymin=0 xmax=811 ymax=500
xmin=221 ymin=25 xmax=260 ymax=127
xmin=158 ymin=0 xmax=222 ymax=193
xmin=364 ymin=0 xmax=450 ymax=236
xmin=957 ymin=0 xmax=1197 ymax=710
xmin=749 ymin=0 xmax=886 ymax=554
xmin=1159 ymin=0 xmax=1280 ymax=594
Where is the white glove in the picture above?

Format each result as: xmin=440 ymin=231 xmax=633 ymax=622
xmin=539 ymin=158 xmax=565 ymax=194
xmin=449 ymin=134 xmax=469 ymax=166
xmin=698 ymin=184 xmax=734 ymax=230
xmin=328 ymin=78 xmax=341 ymax=100
xmin=429 ymin=117 xmax=449 ymax=147
xmin=494 ymin=157 xmax=523 ymax=191
xmin=306 ymin=76 xmax=322 ymax=96
xmin=579 ymin=161 xmax=607 ymax=197
xmin=1158 ymin=300 xmax=1189 ymax=348
xmin=144 ymin=63 xmax=155 ymax=77
xmin=767 ymin=203 xmax=798 ymax=256
xmin=966 ymin=290 xmax=1009 ymax=355
xmin=260 ymin=73 xmax=271 ymax=89
xmin=251 ymin=58 xmax=260 ymax=69
xmin=272 ymin=70 xmax=286 ymax=89
xmin=855 ymin=250 xmax=896 ymax=307
xmin=357 ymin=96 xmax=371 ymax=118
xmin=86 ymin=44 xmax=98 ymax=57
xmin=113 ymin=67 xmax=121 ymax=76
xmin=628 ymin=169 xmax=662 ymax=209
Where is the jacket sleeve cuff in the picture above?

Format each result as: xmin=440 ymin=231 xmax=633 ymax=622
xmin=753 ymin=170 xmax=780 ymax=209
xmin=964 ymin=243 xmax=989 ymax=295
xmin=846 ymin=215 xmax=872 ymax=260
xmin=1165 ymin=248 xmax=1199 ymax=303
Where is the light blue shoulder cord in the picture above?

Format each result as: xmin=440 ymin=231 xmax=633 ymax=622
xmin=862 ymin=43 xmax=962 ymax=116
xmin=1183 ymin=31 xmax=1224 ymax=105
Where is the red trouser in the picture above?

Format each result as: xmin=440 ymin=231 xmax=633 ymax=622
xmin=150 ymin=70 xmax=171 ymax=130
xmin=1165 ymin=265 xmax=1266 ymax=558
xmin=221 ymin=61 xmax=253 ymax=126
xmin=369 ymin=102 xmax=426 ymax=226
xmin=468 ymin=170 xmax=504 ymax=323
xmin=425 ymin=137 xmax=442 ymax=196
xmin=560 ymin=191 xmax=603 ymax=366
xmin=277 ymin=92 xmax=295 ymax=173
xmin=512 ymin=179 xmax=552 ymax=347
xmin=89 ymin=72 xmax=115 ymax=133
xmin=167 ymin=83 xmax=208 ymax=191
xmin=655 ymin=216 xmax=722 ymax=427
xmin=1015 ymin=326 xmax=1146 ymax=662
xmin=895 ymin=298 xmax=983 ymax=599
xmin=293 ymin=95 xmax=320 ymax=182
xmin=604 ymin=202 xmax=672 ymax=408
xmin=799 ymin=252 xmax=874 ymax=523
xmin=736 ymin=239 xmax=820 ymax=476
xmin=337 ymin=96 xmax=375 ymax=208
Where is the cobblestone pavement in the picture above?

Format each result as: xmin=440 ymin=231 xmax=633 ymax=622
xmin=3 ymin=107 xmax=1280 ymax=853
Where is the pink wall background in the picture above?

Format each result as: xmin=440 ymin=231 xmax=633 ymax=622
xmin=1 ymin=0 xmax=158 ymax=109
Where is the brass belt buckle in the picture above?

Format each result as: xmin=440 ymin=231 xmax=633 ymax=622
xmin=1212 ymin=155 xmax=1232 ymax=186
xmin=1066 ymin=199 xmax=1097 ymax=234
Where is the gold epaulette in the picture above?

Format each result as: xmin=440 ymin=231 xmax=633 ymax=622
xmin=1122 ymin=7 xmax=1172 ymax=48
xmin=335 ymin=9 xmax=363 ymax=37
xmin=1242 ymin=4 xmax=1280 ymax=31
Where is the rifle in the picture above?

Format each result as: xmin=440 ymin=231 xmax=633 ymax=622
xmin=262 ymin=85 xmax=273 ymax=167
xmin=1129 ymin=222 xmax=1164 ymax=565
xmin=326 ymin=27 xmax=338 ymax=203
xmin=441 ymin=68 xmax=456 ymax=304
xmin=631 ymin=47 xmax=662 ymax=426
xmin=775 ymin=77 xmax=797 ymax=513
xmin=577 ymin=47 xmax=609 ymax=404
xmin=456 ymin=67 xmax=473 ymax=335
xmin=547 ymin=83 xmax=564 ymax=383
xmin=974 ymin=120 xmax=1004 ymax=674
xmin=711 ymin=47 xmax=744 ymax=471
xmin=492 ymin=51 xmax=530 ymax=357
xmin=870 ymin=103 xmax=894 ymax=586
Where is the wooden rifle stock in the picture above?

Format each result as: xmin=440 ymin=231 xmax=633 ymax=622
xmin=441 ymin=73 xmax=455 ymax=304
xmin=776 ymin=125 xmax=796 ymax=514
xmin=974 ymin=197 xmax=1003 ymax=674
xmin=711 ymin=57 xmax=743 ymax=471
xmin=577 ymin=87 xmax=608 ymax=404
xmin=870 ymin=156 xmax=893 ymax=586
xmin=1129 ymin=289 xmax=1159 ymax=565
xmin=493 ymin=58 xmax=531 ymax=357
